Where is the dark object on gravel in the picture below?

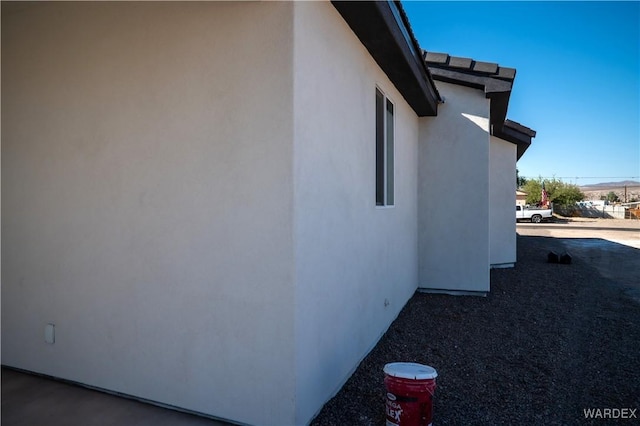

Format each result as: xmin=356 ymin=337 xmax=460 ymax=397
xmin=311 ymin=236 xmax=640 ymax=426
xmin=548 ymin=251 xmax=559 ymax=263
xmin=559 ymin=252 xmax=572 ymax=264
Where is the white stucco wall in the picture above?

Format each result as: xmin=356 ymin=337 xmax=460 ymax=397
xmin=292 ymin=2 xmax=420 ymax=422
xmin=418 ymin=82 xmax=490 ymax=293
xmin=2 ymin=3 xmax=296 ymax=424
xmin=489 ymin=136 xmax=517 ymax=267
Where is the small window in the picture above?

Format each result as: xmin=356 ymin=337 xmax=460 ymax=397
xmin=376 ymin=88 xmax=394 ymax=206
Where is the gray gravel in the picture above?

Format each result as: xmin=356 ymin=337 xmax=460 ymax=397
xmin=311 ymin=235 xmax=640 ymax=425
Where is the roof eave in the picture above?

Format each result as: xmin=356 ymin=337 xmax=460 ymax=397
xmin=493 ymin=124 xmax=534 ymax=160
xmin=332 ymin=1 xmax=440 ymax=116
xmin=428 ymin=67 xmax=513 ymax=131
xmin=425 ymin=52 xmax=537 ymax=159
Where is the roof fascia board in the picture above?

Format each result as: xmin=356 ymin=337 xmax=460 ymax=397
xmin=493 ymin=125 xmax=532 ymax=160
xmin=429 ymin=68 xmax=512 ymax=131
xmin=386 ymin=1 xmax=443 ymax=103
xmin=429 ymin=68 xmax=512 ymax=94
xmin=331 ymin=1 xmax=439 ymax=116
xmin=505 ymin=119 xmax=537 ymax=137
xmin=489 ymin=91 xmax=511 ymax=133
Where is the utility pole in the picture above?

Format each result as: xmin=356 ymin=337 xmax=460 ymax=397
xmin=625 ymin=185 xmax=627 ymax=203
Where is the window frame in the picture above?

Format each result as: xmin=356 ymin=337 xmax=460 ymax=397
xmin=376 ymin=87 xmax=395 ymax=207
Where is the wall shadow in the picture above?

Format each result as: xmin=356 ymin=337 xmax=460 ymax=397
xmin=516 ymin=234 xmax=640 ymax=303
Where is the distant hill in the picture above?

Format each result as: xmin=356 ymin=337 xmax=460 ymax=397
xmin=579 ymin=181 xmax=640 ymax=202
xmin=580 ymin=180 xmax=640 ymax=190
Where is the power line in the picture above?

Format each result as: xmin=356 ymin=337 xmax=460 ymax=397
xmin=521 ymin=176 xmax=639 ymax=180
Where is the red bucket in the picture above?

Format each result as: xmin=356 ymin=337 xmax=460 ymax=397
xmin=384 ymin=362 xmax=437 ymax=426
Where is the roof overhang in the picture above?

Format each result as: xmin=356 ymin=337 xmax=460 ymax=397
xmin=427 ymin=67 xmax=513 ymax=132
xmin=494 ymin=120 xmax=537 ymax=160
xmin=332 ymin=1 xmax=440 ymax=116
xmin=425 ymin=51 xmax=536 ymax=159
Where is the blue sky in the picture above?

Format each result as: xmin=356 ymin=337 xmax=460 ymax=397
xmin=403 ymin=1 xmax=640 ymax=186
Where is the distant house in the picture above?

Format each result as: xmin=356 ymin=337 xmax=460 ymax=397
xmin=2 ymin=2 xmax=533 ymax=425
xmin=517 ymin=190 xmax=528 ymax=206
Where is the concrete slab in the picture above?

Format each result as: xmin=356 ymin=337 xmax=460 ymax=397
xmin=517 ymin=218 xmax=640 ymax=248
xmin=517 ymin=218 xmax=640 ymax=303
xmin=1 ymin=368 xmax=232 ymax=426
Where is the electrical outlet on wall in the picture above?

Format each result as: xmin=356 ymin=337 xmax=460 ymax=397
xmin=44 ymin=323 xmax=55 ymax=344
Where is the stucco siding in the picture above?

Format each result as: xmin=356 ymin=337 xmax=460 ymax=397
xmin=490 ymin=136 xmax=517 ymax=267
xmin=418 ymin=82 xmax=490 ymax=292
xmin=2 ymin=2 xmax=295 ymax=424
xmin=292 ymin=2 xmax=420 ymax=423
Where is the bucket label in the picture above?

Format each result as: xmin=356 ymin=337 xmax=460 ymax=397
xmin=386 ymin=397 xmax=403 ymax=423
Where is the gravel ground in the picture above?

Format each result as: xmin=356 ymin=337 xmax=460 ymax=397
xmin=312 ymin=235 xmax=640 ymax=425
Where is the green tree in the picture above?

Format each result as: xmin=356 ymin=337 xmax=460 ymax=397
xmin=522 ymin=177 xmax=584 ymax=207
xmin=523 ymin=179 xmax=543 ymax=205
xmin=552 ymin=184 xmax=585 ymax=206
xmin=516 ymin=168 xmax=527 ymax=188
xmin=606 ymin=191 xmax=619 ymax=203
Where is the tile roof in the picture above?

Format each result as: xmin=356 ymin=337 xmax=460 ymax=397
xmin=332 ymin=4 xmax=535 ymax=159
xmin=424 ymin=51 xmax=516 ymax=83
xmin=423 ymin=50 xmax=536 ymax=159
